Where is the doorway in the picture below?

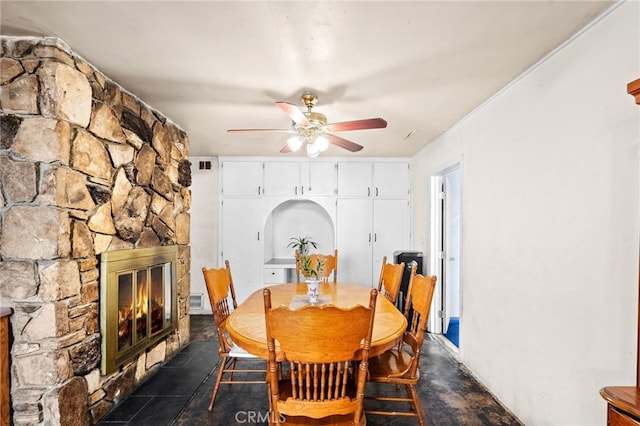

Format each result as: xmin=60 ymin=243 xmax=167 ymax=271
xmin=431 ymin=165 xmax=461 ymax=348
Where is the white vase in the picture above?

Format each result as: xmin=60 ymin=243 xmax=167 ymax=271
xmin=305 ymin=279 xmax=320 ymax=303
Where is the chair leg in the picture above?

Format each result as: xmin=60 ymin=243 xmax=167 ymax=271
xmin=407 ymin=383 xmax=426 ymax=426
xmin=209 ymin=356 xmax=231 ymax=411
xmin=227 ymin=357 xmax=238 ymax=381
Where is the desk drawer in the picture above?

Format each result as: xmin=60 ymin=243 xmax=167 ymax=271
xmin=264 ymin=268 xmax=286 ymax=284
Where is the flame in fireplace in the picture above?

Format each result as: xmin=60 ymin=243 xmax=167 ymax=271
xmin=117 ymin=266 xmax=167 ymax=346
xmin=136 ymin=277 xmax=148 ymax=319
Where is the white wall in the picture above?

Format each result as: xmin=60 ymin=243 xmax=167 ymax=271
xmin=189 ymin=157 xmax=219 ymax=313
xmin=412 ymin=2 xmax=639 ymax=424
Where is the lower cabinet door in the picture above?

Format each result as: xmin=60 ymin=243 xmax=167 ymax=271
xmin=221 ymin=198 xmax=264 ymax=304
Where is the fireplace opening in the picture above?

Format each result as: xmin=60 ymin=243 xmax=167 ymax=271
xmin=100 ymin=246 xmax=177 ymax=375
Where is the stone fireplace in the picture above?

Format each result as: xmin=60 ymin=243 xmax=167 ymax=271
xmin=0 ymin=37 xmax=192 ymax=424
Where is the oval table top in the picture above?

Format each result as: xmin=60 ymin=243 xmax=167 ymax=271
xmin=226 ymin=282 xmax=407 ymax=359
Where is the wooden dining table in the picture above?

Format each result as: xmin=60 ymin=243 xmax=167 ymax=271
xmin=226 ymin=282 xmax=407 ymax=359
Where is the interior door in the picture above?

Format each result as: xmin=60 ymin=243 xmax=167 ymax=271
xmin=441 ymin=167 xmax=461 ymax=338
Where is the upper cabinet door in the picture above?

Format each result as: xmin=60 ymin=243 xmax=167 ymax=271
xmin=263 ymin=162 xmax=300 ymax=196
xmin=337 ymin=162 xmax=373 ymax=197
xmin=221 ymin=161 xmax=263 ymax=196
xmin=302 ymin=161 xmax=336 ymax=196
xmin=372 ymin=162 xmax=410 ymax=198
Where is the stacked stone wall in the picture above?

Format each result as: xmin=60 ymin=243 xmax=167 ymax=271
xmin=0 ymin=36 xmax=191 ymax=424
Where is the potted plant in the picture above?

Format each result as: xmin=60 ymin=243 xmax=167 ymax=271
xmin=299 ymin=255 xmax=325 ymax=280
xmin=287 ymin=236 xmax=318 ymax=257
xmin=299 ymin=254 xmax=324 ymax=303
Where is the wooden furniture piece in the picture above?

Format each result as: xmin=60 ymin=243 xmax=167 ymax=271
xmin=599 ymin=78 xmax=640 ymax=425
xmin=628 ymin=78 xmax=640 ymax=104
xmin=376 ymin=255 xmax=405 ymax=304
xmin=226 ymin=282 xmax=407 ymax=360
xmin=0 ymin=307 xmax=10 ymax=426
xmin=296 ymin=249 xmax=338 ymax=283
xmin=263 ymin=287 xmax=377 ymax=425
xmin=202 ymin=261 xmax=266 ymax=413
xmin=365 ymin=270 xmax=437 ymax=426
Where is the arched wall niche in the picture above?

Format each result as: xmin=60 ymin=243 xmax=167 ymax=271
xmin=263 ymin=198 xmax=335 ymax=262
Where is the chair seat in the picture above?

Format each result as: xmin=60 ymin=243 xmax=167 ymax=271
xmin=229 ymin=343 xmax=258 ymax=358
xmin=368 ymin=348 xmax=417 ymax=382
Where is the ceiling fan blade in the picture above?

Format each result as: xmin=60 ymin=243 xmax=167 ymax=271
xmin=227 ymin=128 xmax=291 ymax=133
xmin=325 ymin=134 xmax=364 ymax=152
xmin=276 ymin=102 xmax=311 ymax=126
xmin=326 ymin=118 xmax=387 ymax=132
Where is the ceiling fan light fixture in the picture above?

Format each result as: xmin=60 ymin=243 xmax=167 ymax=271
xmin=315 ymin=135 xmax=329 ymax=152
xmin=306 ymin=141 xmax=320 ymax=157
xmin=287 ymin=135 xmax=304 ymax=152
xmin=228 ymin=93 xmax=384 ymax=156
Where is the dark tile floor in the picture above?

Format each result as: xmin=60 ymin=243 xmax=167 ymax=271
xmin=98 ymin=316 xmax=522 ymax=425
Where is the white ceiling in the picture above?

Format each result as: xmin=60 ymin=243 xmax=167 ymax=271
xmin=1 ymin=1 xmax=614 ymax=158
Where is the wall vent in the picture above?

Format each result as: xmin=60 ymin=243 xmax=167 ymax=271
xmin=190 ymin=293 xmax=204 ymax=310
xmin=198 ymin=160 xmax=211 ymax=170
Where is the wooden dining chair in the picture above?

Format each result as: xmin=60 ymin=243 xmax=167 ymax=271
xmin=295 ymin=249 xmax=338 ymax=283
xmin=263 ymin=287 xmax=378 ymax=426
xmin=202 ymin=260 xmax=267 ymax=413
xmin=365 ymin=270 xmax=437 ymax=426
xmin=376 ymin=255 xmax=405 ymax=304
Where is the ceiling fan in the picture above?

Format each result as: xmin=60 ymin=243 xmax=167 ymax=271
xmin=227 ymin=93 xmax=387 ymax=157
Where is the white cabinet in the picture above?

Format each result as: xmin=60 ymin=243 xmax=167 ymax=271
xmin=337 ymin=198 xmax=373 ymax=286
xmin=217 ymin=157 xmax=410 ymax=300
xmin=263 ymin=161 xmax=336 ymax=197
xmin=372 ymin=162 xmax=410 ymax=198
xmin=372 ymin=199 xmax=410 ymax=278
xmin=337 ymin=198 xmax=410 ymax=287
xmin=263 ymin=162 xmax=299 ymax=196
xmin=263 ymin=267 xmax=286 ymax=284
xmin=221 ymin=198 xmax=264 ymax=303
xmin=337 ymin=162 xmax=372 ymax=197
xmin=337 ymin=162 xmax=409 ymax=198
xmin=221 ymin=161 xmax=263 ymax=196
xmin=302 ymin=161 xmax=336 ymax=196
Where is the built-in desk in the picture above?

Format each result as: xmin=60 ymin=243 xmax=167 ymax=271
xmin=264 ymin=258 xmax=296 ymax=283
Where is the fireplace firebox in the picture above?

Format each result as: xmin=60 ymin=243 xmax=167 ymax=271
xmin=100 ymin=246 xmax=178 ymax=374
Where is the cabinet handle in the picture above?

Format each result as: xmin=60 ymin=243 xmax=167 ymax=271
xmin=295 ymin=186 xmax=298 ymax=195
xmin=258 ymin=186 xmax=261 ymax=195
xmin=374 ymin=233 xmax=377 ymax=242
xmin=376 ymin=187 xmax=379 ymax=197
xmin=301 ymin=186 xmax=304 ymax=195
xmin=368 ymin=233 xmax=372 ymax=243
xmin=367 ymin=187 xmax=371 ymax=197
xmin=257 ymin=232 xmax=260 ymax=241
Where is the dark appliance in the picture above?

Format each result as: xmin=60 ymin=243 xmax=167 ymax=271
xmin=393 ymin=251 xmax=424 ymax=318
